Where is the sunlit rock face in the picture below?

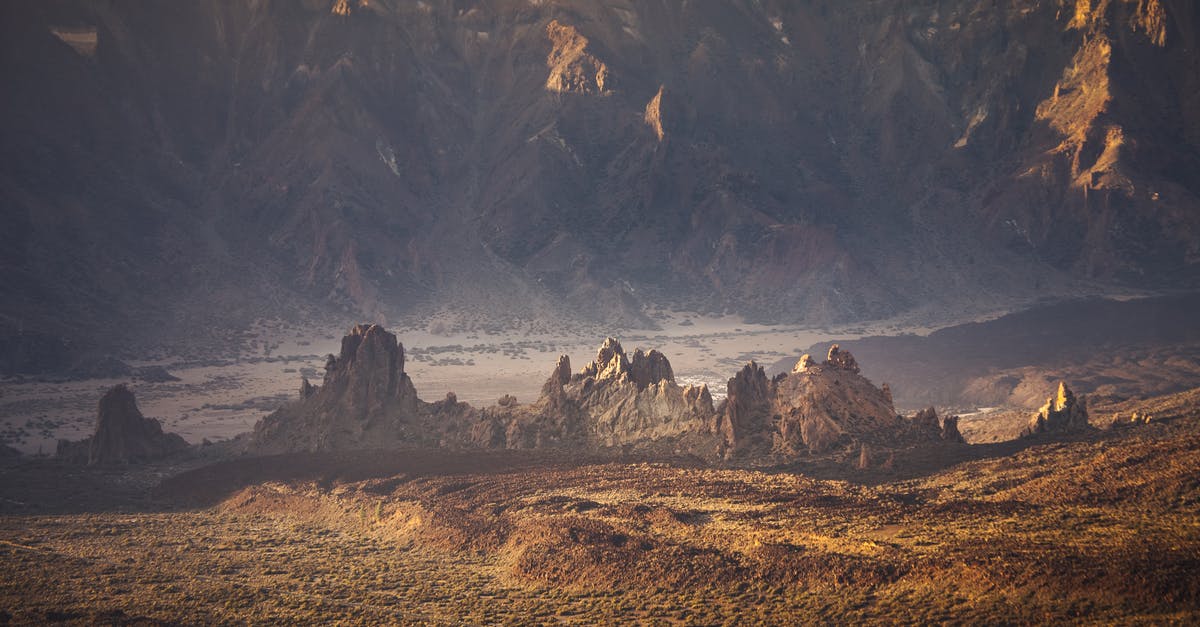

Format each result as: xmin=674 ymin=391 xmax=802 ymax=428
xmin=4 ymin=1 xmax=1199 ymax=367
xmin=481 ymin=338 xmax=718 ymax=452
xmin=718 ymin=347 xmax=964 ymax=458
xmin=1022 ymin=381 xmax=1091 ymax=437
xmin=56 ymin=385 xmax=188 ymax=465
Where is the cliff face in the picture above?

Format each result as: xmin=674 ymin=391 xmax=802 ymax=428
xmin=3 ymin=1 xmax=1198 ymax=362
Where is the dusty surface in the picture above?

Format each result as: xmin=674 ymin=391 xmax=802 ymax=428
xmin=1 ymin=389 xmax=1198 ymax=624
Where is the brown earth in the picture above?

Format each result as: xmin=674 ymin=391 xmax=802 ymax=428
xmin=1 ymin=388 xmax=1198 ymax=623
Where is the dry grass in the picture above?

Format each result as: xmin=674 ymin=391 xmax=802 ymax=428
xmin=2 ymin=391 xmax=1200 ymax=624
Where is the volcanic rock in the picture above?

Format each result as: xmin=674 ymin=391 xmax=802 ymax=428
xmin=253 ymin=324 xmax=425 ymax=452
xmin=299 ymin=378 xmax=317 ymax=399
xmin=482 ymin=339 xmax=716 ymax=452
xmin=1022 ymin=381 xmax=1091 ymax=437
xmin=56 ymin=385 xmax=188 ymax=465
xmin=941 ymin=415 xmax=965 ymax=443
xmin=908 ymin=407 xmax=966 ymax=444
xmin=718 ymin=362 xmax=773 ymax=458
xmin=825 ymin=345 xmax=860 ymax=374
xmin=720 ymin=347 xmax=958 ymax=459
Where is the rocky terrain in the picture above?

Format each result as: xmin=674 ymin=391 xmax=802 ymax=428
xmin=1 ymin=385 xmax=1198 ymax=623
xmin=251 ymin=324 xmax=967 ymax=464
xmin=55 ymin=385 xmax=188 ymax=466
xmin=4 ymin=0 xmax=1200 ymax=371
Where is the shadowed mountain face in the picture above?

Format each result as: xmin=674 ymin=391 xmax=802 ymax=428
xmin=3 ymin=0 xmax=1199 ymax=366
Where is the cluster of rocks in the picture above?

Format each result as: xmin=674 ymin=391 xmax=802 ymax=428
xmin=476 ymin=338 xmax=717 ymax=452
xmin=253 ymin=324 xmax=422 ymax=452
xmin=56 ymin=384 xmax=188 ymax=465
xmin=1021 ymin=381 xmax=1091 ymax=437
xmin=251 ymin=328 xmax=971 ymax=464
xmin=1111 ymin=410 xmax=1154 ymax=428
xmin=47 ymin=324 xmax=1108 ymax=469
xmin=717 ymin=345 xmax=964 ymax=460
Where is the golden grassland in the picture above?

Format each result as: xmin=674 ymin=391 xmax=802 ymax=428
xmin=2 ymin=390 xmax=1199 ymax=624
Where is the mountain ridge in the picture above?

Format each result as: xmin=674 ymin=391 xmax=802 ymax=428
xmin=3 ymin=0 xmax=1198 ymax=370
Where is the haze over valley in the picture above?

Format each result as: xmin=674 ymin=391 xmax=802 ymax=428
xmin=2 ymin=0 xmax=1200 ymax=623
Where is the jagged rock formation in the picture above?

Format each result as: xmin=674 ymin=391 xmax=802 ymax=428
xmin=253 ymin=324 xmax=424 ymax=452
xmin=56 ymin=385 xmax=188 ymax=465
xmin=481 ymin=338 xmax=717 ymax=452
xmin=1022 ymin=381 xmax=1091 ymax=437
xmin=253 ymin=325 xmax=972 ymax=461
xmin=910 ymin=407 xmax=966 ymax=444
xmin=719 ymin=347 xmax=963 ymax=459
xmin=941 ymin=414 xmax=965 ymax=443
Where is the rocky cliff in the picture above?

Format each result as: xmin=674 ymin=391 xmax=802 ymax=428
xmin=4 ymin=0 xmax=1199 ymax=366
xmin=56 ymin=385 xmax=189 ymax=465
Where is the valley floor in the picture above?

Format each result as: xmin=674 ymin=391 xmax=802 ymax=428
xmin=2 ymin=389 xmax=1199 ymax=624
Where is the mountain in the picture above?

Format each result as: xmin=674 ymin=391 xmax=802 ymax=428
xmin=3 ymin=0 xmax=1198 ymax=368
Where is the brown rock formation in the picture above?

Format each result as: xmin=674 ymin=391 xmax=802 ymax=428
xmin=718 ymin=362 xmax=773 ymax=458
xmin=485 ymin=339 xmax=716 ymax=452
xmin=253 ymin=324 xmax=425 ymax=452
xmin=1022 ymin=381 xmax=1091 ymax=437
xmin=826 ymin=345 xmax=860 ymax=374
xmin=56 ymin=385 xmax=188 ymax=465
xmin=299 ymin=378 xmax=317 ymax=399
xmin=941 ymin=415 xmax=965 ymax=443
xmin=719 ymin=347 xmax=962 ymax=459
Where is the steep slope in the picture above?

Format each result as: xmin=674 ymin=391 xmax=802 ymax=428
xmin=3 ymin=0 xmax=1199 ymax=367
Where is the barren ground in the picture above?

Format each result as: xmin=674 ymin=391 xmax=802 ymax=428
xmin=1 ymin=388 xmax=1198 ymax=624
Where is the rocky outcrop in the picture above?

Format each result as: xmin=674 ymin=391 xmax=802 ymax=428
xmin=253 ymin=324 xmax=425 ymax=452
xmin=941 ymin=415 xmax=965 ymax=443
xmin=825 ymin=345 xmax=860 ymax=374
xmin=485 ymin=339 xmax=717 ymax=452
xmin=1022 ymin=382 xmax=1091 ymax=437
xmin=719 ymin=348 xmax=963 ymax=459
xmin=56 ymin=385 xmax=188 ymax=465
xmin=909 ymin=407 xmax=966 ymax=444
xmin=252 ymin=325 xmax=969 ymax=462
xmin=718 ymin=362 xmax=773 ymax=458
